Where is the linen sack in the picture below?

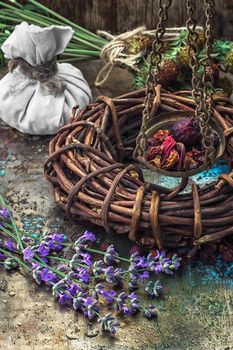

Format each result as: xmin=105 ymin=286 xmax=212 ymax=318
xmin=0 ymin=22 xmax=92 ymax=134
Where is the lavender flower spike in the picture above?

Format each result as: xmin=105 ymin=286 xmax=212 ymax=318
xmin=0 ymin=208 xmax=10 ymax=220
xmin=101 ymin=289 xmax=116 ymax=303
xmin=104 ymin=245 xmax=120 ymax=265
xmin=92 ymin=260 xmax=104 ymax=277
xmin=4 ymin=239 xmax=15 ymax=252
xmin=145 ymin=280 xmax=163 ymax=298
xmin=115 ymin=292 xmax=130 ymax=315
xmin=23 ymin=246 xmax=34 ymax=261
xmin=4 ymin=257 xmax=19 ymax=270
xmin=83 ymin=231 xmax=96 ymax=242
xmin=143 ymin=305 xmax=158 ymax=320
xmin=83 ymin=297 xmax=100 ymax=320
xmin=98 ymin=313 xmax=120 ymax=334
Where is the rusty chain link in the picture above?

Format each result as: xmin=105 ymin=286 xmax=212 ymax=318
xmin=134 ymin=0 xmax=172 ymax=160
xmin=200 ymin=0 xmax=216 ymax=163
xmin=186 ymin=0 xmax=216 ymax=164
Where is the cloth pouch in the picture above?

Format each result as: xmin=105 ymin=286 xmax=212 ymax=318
xmin=0 ymin=22 xmax=92 ymax=134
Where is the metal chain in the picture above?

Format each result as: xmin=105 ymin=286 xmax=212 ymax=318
xmin=200 ymin=0 xmax=216 ymax=163
xmin=186 ymin=0 xmax=202 ymax=105
xmin=134 ymin=0 xmax=172 ymax=159
xmin=186 ymin=0 xmax=216 ymax=164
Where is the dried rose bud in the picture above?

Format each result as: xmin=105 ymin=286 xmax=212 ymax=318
xmin=146 ymin=145 xmax=163 ymax=161
xmin=162 ymin=149 xmax=179 ymax=170
xmin=147 ymin=137 xmax=160 ymax=148
xmin=161 ymin=135 xmax=176 ymax=164
xmin=172 ymin=116 xmax=200 ymax=147
xmin=153 ymin=129 xmax=171 ymax=143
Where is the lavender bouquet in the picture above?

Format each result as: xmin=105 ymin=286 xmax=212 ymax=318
xmin=0 ymin=195 xmax=181 ymax=336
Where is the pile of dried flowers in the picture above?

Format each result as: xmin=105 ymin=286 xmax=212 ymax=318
xmin=0 ymin=195 xmax=181 ymax=335
xmin=146 ymin=116 xmax=218 ymax=172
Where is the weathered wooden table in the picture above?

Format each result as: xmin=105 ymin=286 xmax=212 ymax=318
xmin=0 ymin=62 xmax=232 ymax=350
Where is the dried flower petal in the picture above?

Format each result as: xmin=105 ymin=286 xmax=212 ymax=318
xmin=162 ymin=149 xmax=179 ymax=170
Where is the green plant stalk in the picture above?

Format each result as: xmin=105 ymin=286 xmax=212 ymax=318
xmin=0 ymin=247 xmax=30 ymax=270
xmin=1 ymin=7 xmax=105 ymax=46
xmin=0 ymin=224 xmax=19 ymax=242
xmin=0 ymin=195 xmax=24 ymax=250
xmin=27 ymin=0 xmax=106 ymax=43
xmin=0 ymin=11 xmax=104 ymax=52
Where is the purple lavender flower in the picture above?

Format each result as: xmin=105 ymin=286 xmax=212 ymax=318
xmin=143 ymin=305 xmax=158 ymax=320
xmin=130 ymin=252 xmax=148 ymax=269
xmin=52 ymin=279 xmax=66 ymax=295
xmin=83 ymin=297 xmax=100 ymax=320
xmin=67 ymin=281 xmax=82 ymax=296
xmin=0 ymin=208 xmax=10 ymax=220
xmin=128 ymin=292 xmax=140 ymax=314
xmin=76 ymin=267 xmax=90 ymax=284
xmin=73 ymin=291 xmax=88 ymax=311
xmin=58 ymin=293 xmax=72 ymax=305
xmin=31 ymin=262 xmax=40 ymax=270
xmin=44 ymin=233 xmax=66 ymax=251
xmin=32 ymin=266 xmax=43 ymax=284
xmin=169 ymin=254 xmax=182 ymax=271
xmin=80 ymin=252 xmax=93 ymax=266
xmin=147 ymin=251 xmax=181 ymax=275
xmin=75 ymin=231 xmax=96 ymax=252
xmin=3 ymin=239 xmax=14 ymax=252
xmin=104 ymin=266 xmax=124 ymax=286
xmin=40 ymin=267 xmax=58 ymax=283
xmin=23 ymin=246 xmax=34 ymax=261
xmin=83 ymin=231 xmax=96 ymax=242
xmin=52 ymin=278 xmax=75 ymax=305
xmin=92 ymin=260 xmax=104 ymax=277
xmin=4 ymin=257 xmax=19 ymax=270
xmin=115 ymin=292 xmax=130 ymax=315
xmin=101 ymin=289 xmax=116 ymax=303
xmin=128 ymin=266 xmax=149 ymax=290
xmin=145 ymin=280 xmax=163 ymax=298
xmin=98 ymin=313 xmax=120 ymax=334
xmin=0 ymin=252 xmax=6 ymax=261
xmin=104 ymin=245 xmax=120 ymax=265
xmin=36 ymin=242 xmax=50 ymax=257
xmin=92 ymin=283 xmax=105 ymax=299
xmin=147 ymin=252 xmax=165 ymax=273
xmin=128 ymin=276 xmax=138 ymax=290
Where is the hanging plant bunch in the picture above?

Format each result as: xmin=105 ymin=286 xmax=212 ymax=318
xmin=133 ymin=28 xmax=233 ymax=95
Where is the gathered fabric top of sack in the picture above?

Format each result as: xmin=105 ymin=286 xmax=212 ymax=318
xmin=0 ymin=22 xmax=92 ymax=135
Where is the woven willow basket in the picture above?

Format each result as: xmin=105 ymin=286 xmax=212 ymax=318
xmin=45 ymin=88 xmax=233 ymax=254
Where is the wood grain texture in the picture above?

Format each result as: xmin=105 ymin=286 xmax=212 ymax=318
xmin=38 ymin=0 xmax=233 ymax=40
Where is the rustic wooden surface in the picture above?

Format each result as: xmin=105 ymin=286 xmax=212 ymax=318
xmin=37 ymin=0 xmax=233 ymax=40
xmin=0 ymin=61 xmax=233 ymax=350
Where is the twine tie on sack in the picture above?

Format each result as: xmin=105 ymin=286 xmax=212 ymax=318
xmin=8 ymin=57 xmax=66 ymax=94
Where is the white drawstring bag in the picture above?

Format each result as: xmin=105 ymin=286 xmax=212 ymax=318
xmin=0 ymin=22 xmax=92 ymax=135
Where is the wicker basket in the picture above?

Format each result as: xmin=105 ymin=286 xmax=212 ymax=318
xmin=44 ymin=88 xmax=233 ymax=254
